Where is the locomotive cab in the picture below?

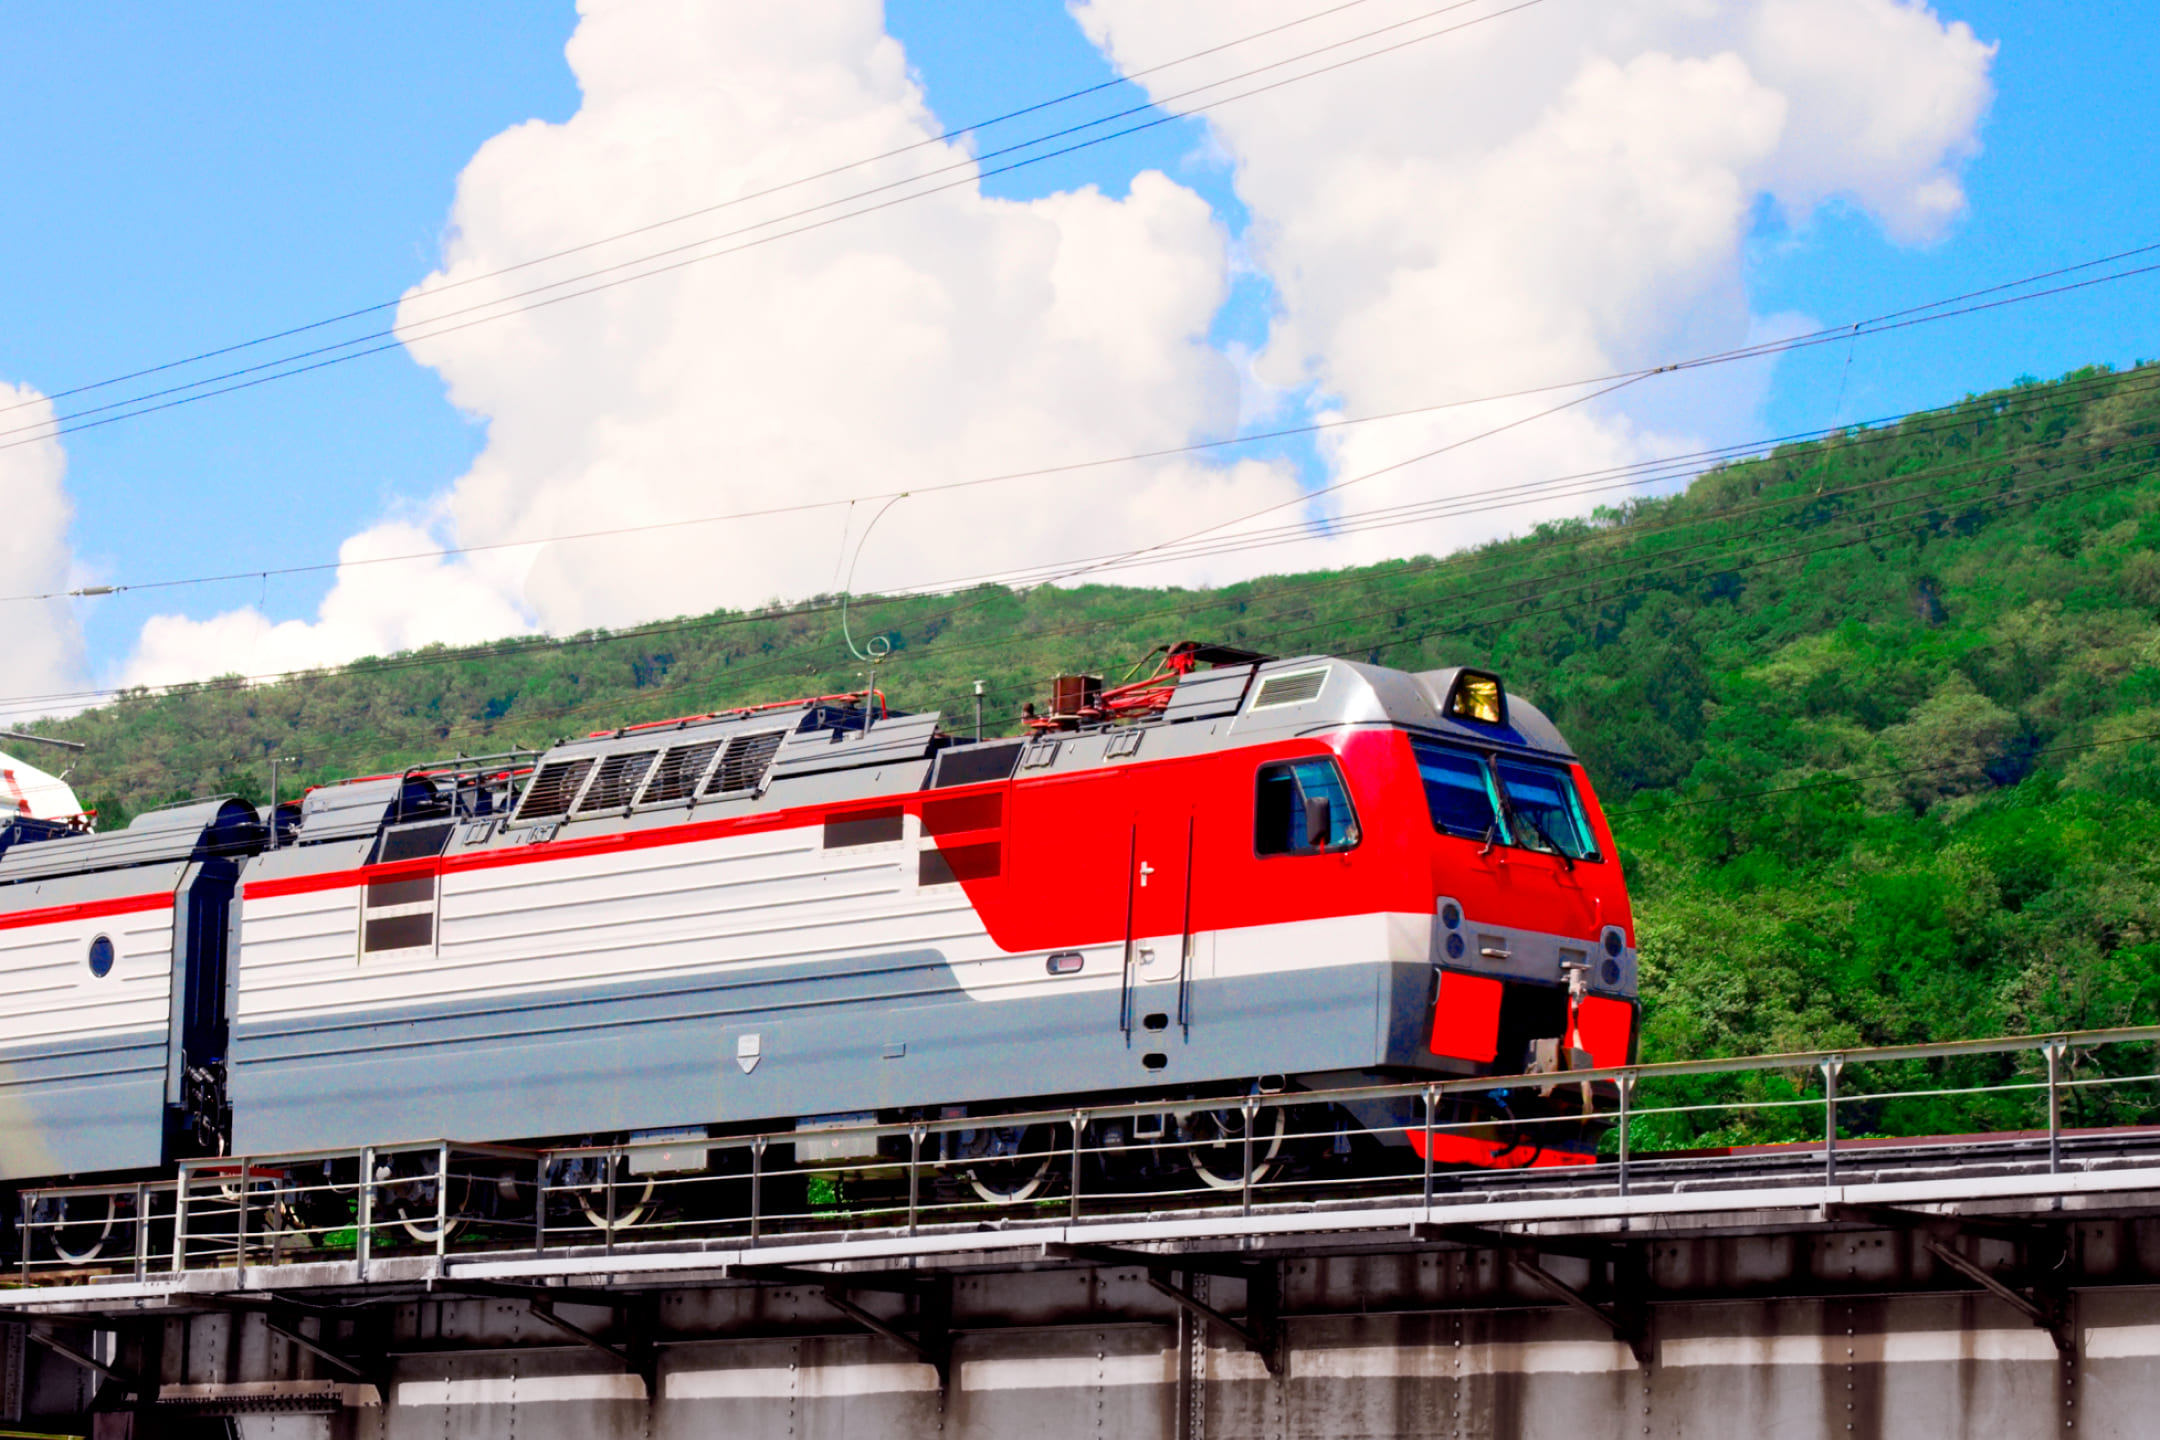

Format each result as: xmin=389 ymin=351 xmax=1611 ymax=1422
xmin=1210 ymin=654 xmax=1636 ymax=1167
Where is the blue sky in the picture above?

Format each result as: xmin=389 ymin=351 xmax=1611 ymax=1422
xmin=1 ymin=2 xmax=2155 ymax=685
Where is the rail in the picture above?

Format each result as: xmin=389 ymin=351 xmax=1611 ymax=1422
xmin=12 ymin=1025 xmax=2160 ymax=1290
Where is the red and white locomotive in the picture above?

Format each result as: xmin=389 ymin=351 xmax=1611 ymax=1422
xmin=0 ymin=644 xmax=1635 ymax=1214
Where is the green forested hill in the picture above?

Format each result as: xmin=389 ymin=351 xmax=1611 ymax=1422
xmin=20 ymin=363 xmax=2160 ymax=1108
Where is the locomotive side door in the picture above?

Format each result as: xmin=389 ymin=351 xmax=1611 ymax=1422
xmin=1124 ymin=766 xmax=1194 ymax=1040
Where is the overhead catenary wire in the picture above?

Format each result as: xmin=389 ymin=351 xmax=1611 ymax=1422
xmin=0 ymin=0 xmax=1549 ymax=454
xmin=8 ymin=252 xmax=2152 ymax=610
xmin=0 ymin=360 xmax=2147 ymax=721
xmin=742 ymin=261 xmax=2160 ymax=668
xmin=958 ymin=447 xmax=2160 ymax=729
xmin=0 ymin=0 xmax=1408 ymax=421
xmin=12 ymin=375 xmax=2142 ymax=742
xmin=880 ymin=369 xmax=2160 ymax=594
xmin=32 ymin=448 xmax=2154 ymax=804
xmin=66 ymin=451 xmax=2160 ymax=792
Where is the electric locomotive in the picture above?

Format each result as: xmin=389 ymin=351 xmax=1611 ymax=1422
xmin=0 ymin=644 xmax=1634 ymax=1224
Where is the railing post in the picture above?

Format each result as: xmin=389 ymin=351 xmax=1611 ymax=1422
xmin=604 ymin=1148 xmax=618 ymax=1258
xmin=1617 ymin=1074 xmax=1636 ymax=1199
xmin=356 ymin=1148 xmax=375 ymax=1281
xmin=907 ymin=1125 xmax=924 ymax=1236
xmin=1821 ymin=1057 xmax=1844 ymax=1189
xmin=236 ymin=1161 xmax=251 ymax=1267
xmin=535 ymin=1154 xmax=549 ymax=1255
xmin=133 ymin=1183 xmax=148 ymax=1282
xmin=435 ymin=1144 xmax=451 ymax=1266
xmin=1069 ymin=1111 xmax=1087 ymax=1223
xmin=1421 ymin=1085 xmax=1438 ymax=1209
xmin=2046 ymin=1039 xmax=2066 ymax=1176
xmin=750 ymin=1136 xmax=766 ymax=1247
xmin=1241 ymin=1096 xmax=1260 ymax=1219
xmin=172 ymin=1165 xmax=191 ymax=1274
xmin=18 ymin=1193 xmax=29 ymax=1285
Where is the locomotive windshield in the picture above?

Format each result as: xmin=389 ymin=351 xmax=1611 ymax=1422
xmin=1413 ymin=741 xmax=1502 ymax=839
xmin=1410 ymin=738 xmax=1602 ymax=862
xmin=1492 ymin=756 xmax=1601 ymax=862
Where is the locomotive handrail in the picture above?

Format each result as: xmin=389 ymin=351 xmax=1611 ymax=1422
xmin=12 ymin=1022 xmax=2159 ymax=1291
xmin=530 ymin=1021 xmax=2160 ymax=1160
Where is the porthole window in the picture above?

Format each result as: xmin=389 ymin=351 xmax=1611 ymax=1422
xmin=87 ymin=935 xmax=115 ymax=978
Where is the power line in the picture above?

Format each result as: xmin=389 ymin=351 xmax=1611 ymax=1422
xmin=964 ymin=449 xmax=2160 ymax=725
xmin=0 ymin=0 xmax=1405 ymax=421
xmin=0 ymin=0 xmax=1546 ymax=453
xmin=1 ymin=361 xmax=2147 ymax=720
xmin=704 ymin=267 xmax=2160 ymax=669
xmin=109 ymin=447 xmax=2160 ymax=787
xmin=27 ymin=413 xmax=2149 ymax=793
xmin=189 ymin=406 xmax=2160 ymax=750
xmin=14 ymin=351 xmax=2148 ymax=616
xmin=12 ymin=255 xmax=2142 ymax=651
xmin=9 ymin=236 xmax=2150 ymax=617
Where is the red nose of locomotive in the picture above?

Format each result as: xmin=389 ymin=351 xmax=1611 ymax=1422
xmin=1395 ymin=668 xmax=1637 ymax=1162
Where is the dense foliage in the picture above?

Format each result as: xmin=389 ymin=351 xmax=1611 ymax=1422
xmin=20 ymin=363 xmax=2160 ymax=1141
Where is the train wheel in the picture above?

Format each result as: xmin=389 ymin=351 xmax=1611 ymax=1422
xmin=546 ymin=1156 xmax=658 ymax=1232
xmin=373 ymin=1157 xmax=469 ymax=1244
xmin=33 ymin=1194 xmax=124 ymax=1264
xmin=963 ymin=1123 xmax=1062 ymax=1205
xmin=573 ymin=1174 xmax=658 ymax=1233
xmin=1185 ymin=1103 xmax=1288 ymax=1192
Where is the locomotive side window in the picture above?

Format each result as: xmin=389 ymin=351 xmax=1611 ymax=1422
xmin=1493 ymin=758 xmax=1602 ymax=862
xmin=1254 ymin=758 xmax=1360 ymax=856
xmin=1410 ymin=739 xmax=1506 ymax=841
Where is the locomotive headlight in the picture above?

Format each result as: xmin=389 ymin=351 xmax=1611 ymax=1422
xmin=1438 ymin=899 xmax=1462 ymax=930
xmin=1602 ymin=927 xmax=1625 ymax=958
xmin=1447 ymin=670 xmax=1506 ymax=725
xmin=1445 ymin=932 xmax=1466 ymax=960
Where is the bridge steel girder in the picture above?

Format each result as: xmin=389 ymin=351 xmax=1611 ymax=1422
xmin=10 ymin=1146 xmax=2160 ymax=1435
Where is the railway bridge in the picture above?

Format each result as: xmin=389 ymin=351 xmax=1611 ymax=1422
xmin=6 ymin=1027 xmax=2160 ymax=1439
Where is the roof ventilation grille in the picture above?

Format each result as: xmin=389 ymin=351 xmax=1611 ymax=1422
xmin=640 ymin=739 xmax=722 ymax=805
xmin=1251 ymin=668 xmax=1328 ymax=710
xmin=576 ymin=751 xmax=658 ymax=813
xmin=704 ymin=730 xmax=786 ymax=797
xmin=515 ymin=758 xmax=595 ymax=822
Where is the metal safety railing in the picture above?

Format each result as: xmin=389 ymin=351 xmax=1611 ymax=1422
xmin=13 ymin=1025 xmax=2160 ymax=1288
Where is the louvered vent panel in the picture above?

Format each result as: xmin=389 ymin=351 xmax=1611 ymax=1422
xmin=576 ymin=750 xmax=658 ymax=813
xmin=704 ymin=730 xmax=786 ymax=796
xmin=1252 ymin=668 xmax=1328 ymax=709
xmin=515 ymin=758 xmax=595 ymax=821
xmin=639 ymin=740 xmax=722 ymax=805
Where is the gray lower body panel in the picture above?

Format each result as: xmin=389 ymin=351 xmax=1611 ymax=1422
xmin=0 ymin=1031 xmax=170 ymax=1181
xmin=230 ymin=957 xmax=1442 ymax=1153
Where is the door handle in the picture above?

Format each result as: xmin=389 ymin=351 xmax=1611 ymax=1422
xmin=1138 ymin=861 xmax=1155 ymax=887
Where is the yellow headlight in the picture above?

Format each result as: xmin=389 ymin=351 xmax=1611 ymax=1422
xmin=1450 ymin=672 xmax=1504 ymax=725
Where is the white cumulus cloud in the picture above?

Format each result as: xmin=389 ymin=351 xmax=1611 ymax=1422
xmin=1074 ymin=0 xmax=1997 ymax=569
xmin=111 ymin=0 xmax=1995 ymax=685
xmin=118 ymin=519 xmax=535 ymax=692
xmin=0 ymin=383 xmax=89 ymax=713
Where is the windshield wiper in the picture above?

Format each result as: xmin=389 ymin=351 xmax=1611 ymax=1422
xmin=1516 ymin=810 xmax=1575 ymax=870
